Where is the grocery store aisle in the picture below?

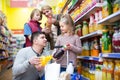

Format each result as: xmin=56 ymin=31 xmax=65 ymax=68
xmin=0 ymin=68 xmax=12 ymax=80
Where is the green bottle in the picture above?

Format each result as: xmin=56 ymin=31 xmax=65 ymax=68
xmin=101 ymin=26 xmax=112 ymax=53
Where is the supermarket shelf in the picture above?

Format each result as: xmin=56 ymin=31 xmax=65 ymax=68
xmin=81 ymin=75 xmax=90 ymax=80
xmin=80 ymin=30 xmax=102 ymax=39
xmin=98 ymin=11 xmax=120 ymax=25
xmin=77 ymin=56 xmax=103 ymax=61
xmin=61 ymin=0 xmax=71 ymax=13
xmin=0 ymin=48 xmax=6 ymax=51
xmin=74 ymin=3 xmax=103 ymax=24
xmin=0 ymin=40 xmax=8 ymax=44
xmin=102 ymin=53 xmax=120 ymax=59
xmin=68 ymin=0 xmax=82 ymax=13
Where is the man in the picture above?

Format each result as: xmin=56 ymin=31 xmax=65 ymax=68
xmin=41 ymin=5 xmax=62 ymax=49
xmin=12 ymin=31 xmax=47 ymax=80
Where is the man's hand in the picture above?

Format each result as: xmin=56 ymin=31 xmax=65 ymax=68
xmin=29 ymin=56 xmax=40 ymax=65
xmin=35 ymin=64 xmax=44 ymax=71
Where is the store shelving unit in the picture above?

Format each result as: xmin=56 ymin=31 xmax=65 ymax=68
xmin=61 ymin=0 xmax=120 ymax=80
xmin=68 ymin=0 xmax=82 ymax=13
xmin=60 ymin=0 xmax=71 ymax=13
xmin=81 ymin=75 xmax=90 ymax=80
xmin=98 ymin=11 xmax=120 ymax=25
xmin=101 ymin=53 xmax=120 ymax=59
xmin=74 ymin=3 xmax=103 ymax=24
xmin=80 ymin=30 xmax=102 ymax=39
xmin=77 ymin=56 xmax=103 ymax=61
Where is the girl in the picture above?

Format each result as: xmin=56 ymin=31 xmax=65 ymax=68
xmin=54 ymin=14 xmax=82 ymax=72
xmin=24 ymin=8 xmax=42 ymax=47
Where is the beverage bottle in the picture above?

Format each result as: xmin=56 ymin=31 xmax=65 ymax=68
xmin=53 ymin=48 xmax=65 ymax=60
xmin=66 ymin=61 xmax=74 ymax=74
xmin=113 ymin=0 xmax=120 ymax=13
xmin=89 ymin=14 xmax=94 ymax=33
xmin=75 ymin=24 xmax=82 ymax=36
xmin=102 ymin=0 xmax=113 ymax=18
xmin=112 ymin=24 xmax=119 ymax=52
xmin=101 ymin=26 xmax=112 ymax=53
xmin=82 ymin=21 xmax=89 ymax=36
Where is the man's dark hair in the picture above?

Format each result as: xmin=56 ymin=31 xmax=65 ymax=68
xmin=31 ymin=31 xmax=45 ymax=44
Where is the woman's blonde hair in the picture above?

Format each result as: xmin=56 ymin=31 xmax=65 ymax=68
xmin=30 ymin=8 xmax=42 ymax=20
xmin=41 ymin=5 xmax=52 ymax=11
xmin=60 ymin=14 xmax=75 ymax=35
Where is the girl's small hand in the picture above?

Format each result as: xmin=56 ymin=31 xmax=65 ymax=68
xmin=64 ymin=44 xmax=71 ymax=50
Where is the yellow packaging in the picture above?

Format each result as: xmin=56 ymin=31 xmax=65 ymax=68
xmin=107 ymin=60 xmax=114 ymax=80
xmin=114 ymin=60 xmax=120 ymax=80
xmin=40 ymin=55 xmax=52 ymax=66
xmin=102 ymin=60 xmax=108 ymax=80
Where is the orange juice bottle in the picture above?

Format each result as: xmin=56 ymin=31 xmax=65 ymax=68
xmin=102 ymin=59 xmax=108 ymax=80
xmin=107 ymin=59 xmax=114 ymax=80
xmin=91 ymin=37 xmax=99 ymax=57
xmin=114 ymin=60 xmax=120 ymax=80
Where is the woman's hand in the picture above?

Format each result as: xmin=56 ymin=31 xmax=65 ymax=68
xmin=42 ymin=27 xmax=51 ymax=34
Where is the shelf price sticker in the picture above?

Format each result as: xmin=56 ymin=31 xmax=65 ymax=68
xmin=102 ymin=54 xmax=109 ymax=57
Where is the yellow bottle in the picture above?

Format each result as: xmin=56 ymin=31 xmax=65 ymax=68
xmin=82 ymin=21 xmax=89 ymax=36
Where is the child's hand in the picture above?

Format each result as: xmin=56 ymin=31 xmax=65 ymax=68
xmin=64 ymin=44 xmax=71 ymax=50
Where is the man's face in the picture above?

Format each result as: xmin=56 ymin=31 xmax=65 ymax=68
xmin=35 ymin=34 xmax=47 ymax=47
xmin=42 ymin=9 xmax=52 ymax=18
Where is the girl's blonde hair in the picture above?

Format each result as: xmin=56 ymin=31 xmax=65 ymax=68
xmin=30 ymin=9 xmax=42 ymax=20
xmin=60 ymin=14 xmax=75 ymax=35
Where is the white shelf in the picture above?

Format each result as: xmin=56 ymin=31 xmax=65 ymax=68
xmin=102 ymin=53 xmax=120 ymax=59
xmin=81 ymin=75 xmax=90 ymax=80
xmin=74 ymin=3 xmax=103 ymax=23
xmin=77 ymin=56 xmax=103 ymax=61
xmin=98 ymin=11 xmax=120 ymax=25
xmin=80 ymin=30 xmax=102 ymax=39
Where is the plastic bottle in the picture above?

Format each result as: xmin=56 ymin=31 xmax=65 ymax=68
xmin=114 ymin=60 xmax=120 ymax=80
xmin=89 ymin=14 xmax=94 ymax=33
xmin=91 ymin=37 xmax=99 ymax=57
xmin=113 ymin=0 xmax=120 ymax=13
xmin=75 ymin=24 xmax=82 ymax=37
xmin=53 ymin=49 xmax=65 ymax=59
xmin=101 ymin=26 xmax=112 ymax=53
xmin=66 ymin=61 xmax=74 ymax=74
xmin=112 ymin=24 xmax=119 ymax=52
xmin=82 ymin=21 xmax=89 ymax=36
xmin=102 ymin=0 xmax=113 ymax=18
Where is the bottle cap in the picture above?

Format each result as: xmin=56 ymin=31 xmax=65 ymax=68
xmin=69 ymin=61 xmax=73 ymax=63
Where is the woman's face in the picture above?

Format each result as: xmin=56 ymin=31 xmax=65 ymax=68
xmin=0 ymin=17 xmax=3 ymax=25
xmin=42 ymin=9 xmax=52 ymax=18
xmin=32 ymin=11 xmax=42 ymax=21
xmin=59 ymin=21 xmax=69 ymax=34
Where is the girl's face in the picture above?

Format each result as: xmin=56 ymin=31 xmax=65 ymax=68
xmin=42 ymin=9 xmax=52 ymax=18
xmin=32 ymin=11 xmax=42 ymax=21
xmin=59 ymin=21 xmax=69 ymax=34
